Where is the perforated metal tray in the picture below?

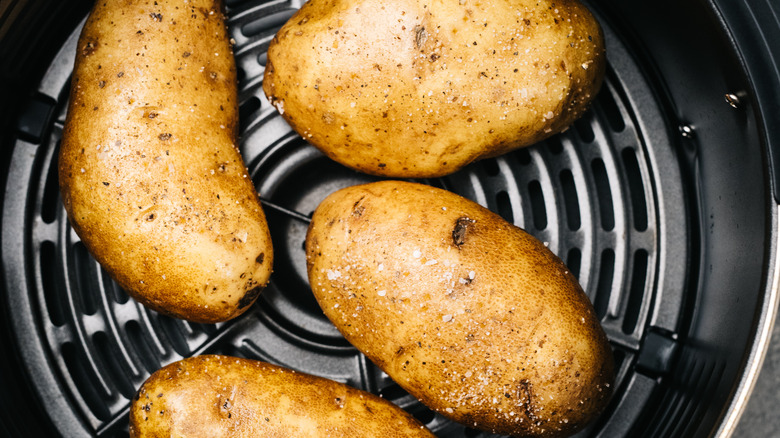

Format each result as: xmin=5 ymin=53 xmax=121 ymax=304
xmin=2 ymin=0 xmax=778 ymax=437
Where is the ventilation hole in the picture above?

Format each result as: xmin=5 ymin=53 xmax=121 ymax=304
xmin=514 ymin=148 xmax=532 ymax=166
xmin=239 ymin=96 xmax=261 ymax=129
xmin=528 ymin=180 xmax=547 ymax=230
xmin=566 ymin=247 xmax=582 ymax=280
xmin=412 ymin=407 xmax=436 ymax=426
xmin=62 ymin=342 xmax=111 ymax=421
xmin=573 ymin=116 xmax=595 ymax=143
xmin=107 ymin=275 xmax=130 ymax=305
xmin=594 ymin=249 xmax=615 ymax=320
xmin=622 ymin=147 xmax=648 ymax=231
xmin=623 ymin=249 xmax=649 ymax=334
xmin=157 ymin=316 xmax=192 ymax=357
xmin=258 ymin=51 xmax=268 ymax=67
xmin=41 ymin=241 xmax=67 ymax=326
xmin=73 ymin=241 xmax=99 ymax=316
xmin=559 ymin=169 xmax=581 ymax=230
xmin=546 ymin=136 xmax=564 ymax=154
xmin=591 ymin=158 xmax=615 ymax=231
xmin=464 ymin=427 xmax=484 ymax=437
xmin=236 ymin=66 xmax=246 ymax=84
xmin=612 ymin=348 xmax=627 ymax=369
xmin=378 ymin=383 xmax=411 ymax=400
xmin=126 ymin=320 xmax=162 ymax=375
xmin=241 ymin=9 xmax=297 ymax=37
xmin=41 ymin=143 xmax=60 ymax=224
xmin=599 ymin=88 xmax=626 ymax=132
xmin=93 ymin=331 xmax=135 ymax=399
xmin=496 ymin=190 xmax=513 ymax=223
xmin=482 ymin=158 xmax=500 ymax=176
xmin=193 ymin=321 xmax=217 ymax=338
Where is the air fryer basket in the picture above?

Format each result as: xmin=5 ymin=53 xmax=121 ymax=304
xmin=1 ymin=0 xmax=779 ymax=437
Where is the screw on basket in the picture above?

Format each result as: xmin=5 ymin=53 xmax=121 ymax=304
xmin=724 ymin=92 xmax=742 ymax=109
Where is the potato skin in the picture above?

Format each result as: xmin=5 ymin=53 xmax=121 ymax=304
xmin=129 ymin=355 xmax=434 ymax=437
xmin=59 ymin=0 xmax=273 ymax=323
xmin=306 ymin=181 xmax=614 ymax=437
xmin=264 ymin=0 xmax=605 ymax=178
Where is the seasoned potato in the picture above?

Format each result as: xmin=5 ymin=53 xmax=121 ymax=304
xmin=129 ymin=355 xmax=435 ymax=437
xmin=58 ymin=0 xmax=273 ymax=323
xmin=264 ymin=0 xmax=605 ymax=178
xmin=306 ymin=181 xmax=614 ymax=437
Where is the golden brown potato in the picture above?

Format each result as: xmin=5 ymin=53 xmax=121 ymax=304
xmin=129 ymin=355 xmax=435 ymax=437
xmin=59 ymin=0 xmax=273 ymax=323
xmin=264 ymin=0 xmax=605 ymax=178
xmin=306 ymin=181 xmax=614 ymax=437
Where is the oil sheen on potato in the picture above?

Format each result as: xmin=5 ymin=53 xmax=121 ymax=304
xmin=130 ymin=355 xmax=435 ymax=437
xmin=306 ymin=181 xmax=614 ymax=437
xmin=59 ymin=0 xmax=273 ymax=323
xmin=264 ymin=0 xmax=605 ymax=177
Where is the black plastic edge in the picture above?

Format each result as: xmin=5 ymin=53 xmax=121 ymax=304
xmin=15 ymin=93 xmax=58 ymax=144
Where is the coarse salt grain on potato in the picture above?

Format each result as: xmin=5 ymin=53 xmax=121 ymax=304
xmin=306 ymin=181 xmax=614 ymax=437
xmin=129 ymin=355 xmax=435 ymax=437
xmin=264 ymin=0 xmax=605 ymax=178
xmin=59 ymin=0 xmax=273 ymax=323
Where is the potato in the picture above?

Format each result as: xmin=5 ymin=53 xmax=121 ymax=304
xmin=129 ymin=355 xmax=435 ymax=437
xmin=263 ymin=0 xmax=604 ymax=178
xmin=58 ymin=0 xmax=273 ymax=323
xmin=305 ymin=181 xmax=613 ymax=437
